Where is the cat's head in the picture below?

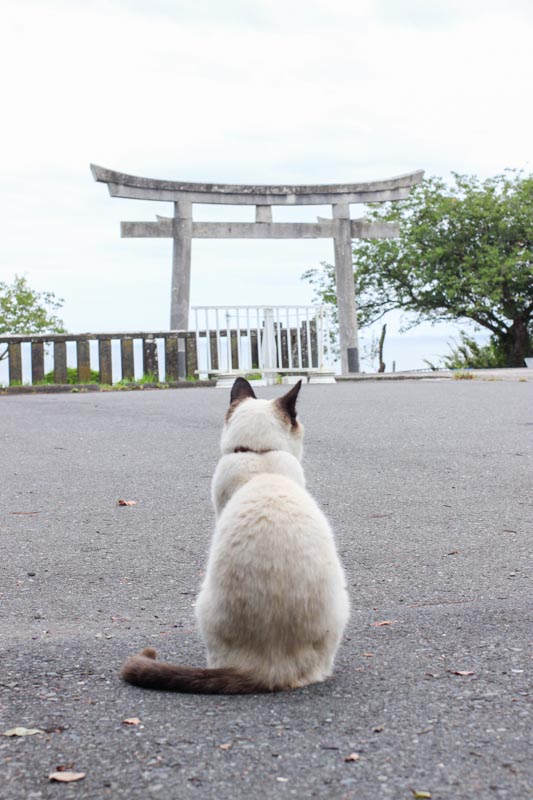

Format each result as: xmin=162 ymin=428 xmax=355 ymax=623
xmin=220 ymin=377 xmax=304 ymax=460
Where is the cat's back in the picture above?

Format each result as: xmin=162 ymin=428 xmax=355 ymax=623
xmin=204 ymin=471 xmax=347 ymax=642
xmin=227 ymin=471 xmax=318 ymax=521
xmin=214 ymin=471 xmax=337 ymax=561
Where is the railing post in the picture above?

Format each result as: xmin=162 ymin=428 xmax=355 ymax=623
xmin=185 ymin=333 xmax=198 ymax=379
xmin=178 ymin=335 xmax=186 ymax=379
xmin=230 ymin=330 xmax=239 ymax=371
xmin=165 ymin=335 xmax=179 ymax=382
xmin=99 ymin=339 xmax=112 ymax=384
xmin=250 ymin=330 xmax=259 ymax=369
xmin=310 ymin=318 xmax=319 ymax=368
xmin=209 ymin=333 xmax=219 ymax=371
xmin=77 ymin=340 xmax=91 ymax=383
xmin=121 ymin=338 xmax=134 ymax=381
xmin=262 ymin=307 xmax=276 ymax=372
xmin=143 ymin=337 xmax=159 ymax=381
xmin=8 ymin=342 xmax=22 ymax=385
xmin=54 ymin=341 xmax=67 ymax=383
xmin=31 ymin=341 xmax=45 ymax=384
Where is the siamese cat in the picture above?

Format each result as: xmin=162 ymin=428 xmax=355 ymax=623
xmin=121 ymin=377 xmax=349 ymax=693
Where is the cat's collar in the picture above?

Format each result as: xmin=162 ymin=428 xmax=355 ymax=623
xmin=234 ymin=446 xmax=275 ymax=455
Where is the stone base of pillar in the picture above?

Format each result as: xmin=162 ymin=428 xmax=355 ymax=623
xmin=215 ymin=374 xmax=268 ymax=389
xmin=281 ymin=375 xmax=309 ymax=385
xmin=308 ymin=372 xmax=336 ymax=384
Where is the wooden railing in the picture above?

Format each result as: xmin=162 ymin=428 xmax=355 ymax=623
xmin=0 ymin=316 xmax=327 ymax=387
xmin=0 ymin=332 xmax=197 ymax=386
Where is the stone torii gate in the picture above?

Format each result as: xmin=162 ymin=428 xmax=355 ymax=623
xmin=91 ymin=165 xmax=423 ymax=374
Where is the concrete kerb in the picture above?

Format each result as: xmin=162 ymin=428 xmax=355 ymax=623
xmin=337 ymin=368 xmax=531 ymax=382
xmin=0 ymin=380 xmax=216 ymax=396
xmin=1 ymin=368 xmax=530 ymax=395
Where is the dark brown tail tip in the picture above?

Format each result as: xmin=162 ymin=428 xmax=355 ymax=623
xmin=141 ymin=647 xmax=157 ymax=660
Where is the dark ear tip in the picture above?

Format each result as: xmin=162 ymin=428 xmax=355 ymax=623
xmin=288 ymin=379 xmax=303 ymax=395
xmin=230 ymin=377 xmax=257 ymax=403
xmin=277 ymin=378 xmax=302 ymax=420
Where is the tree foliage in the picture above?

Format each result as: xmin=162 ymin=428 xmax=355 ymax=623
xmin=304 ymin=171 xmax=533 ymax=367
xmin=0 ymin=274 xmax=65 ymax=359
xmin=425 ymin=330 xmax=508 ymax=370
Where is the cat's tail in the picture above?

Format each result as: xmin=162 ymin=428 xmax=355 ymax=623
xmin=120 ymin=648 xmax=272 ymax=694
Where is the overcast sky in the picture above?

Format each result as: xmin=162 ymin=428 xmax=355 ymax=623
xmin=1 ymin=0 xmax=532 ymax=370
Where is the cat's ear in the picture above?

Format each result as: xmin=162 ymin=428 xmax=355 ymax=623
xmin=276 ymin=380 xmax=302 ymax=425
xmin=230 ymin=377 xmax=257 ymax=404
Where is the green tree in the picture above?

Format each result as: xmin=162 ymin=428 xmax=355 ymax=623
xmin=0 ymin=274 xmax=65 ymax=359
xmin=304 ymin=171 xmax=533 ymax=367
xmin=425 ymin=330 xmax=508 ymax=370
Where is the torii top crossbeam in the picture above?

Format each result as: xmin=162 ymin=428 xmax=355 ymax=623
xmin=91 ymin=164 xmax=424 ymax=373
xmin=91 ymin=164 xmax=423 ymax=205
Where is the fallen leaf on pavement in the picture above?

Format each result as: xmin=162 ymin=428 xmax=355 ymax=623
xmin=49 ymin=771 xmax=86 ymax=782
xmin=344 ymin=753 xmax=360 ymax=762
xmin=117 ymin=499 xmax=137 ymax=506
xmin=371 ymin=620 xmax=395 ymax=627
xmin=447 ymin=670 xmax=475 ymax=676
xmin=219 ymin=743 xmax=232 ymax=750
xmin=122 ymin=717 xmax=141 ymax=726
xmin=3 ymin=727 xmax=45 ymax=737
xmin=412 ymin=791 xmax=432 ymax=799
xmin=10 ymin=511 xmax=40 ymax=515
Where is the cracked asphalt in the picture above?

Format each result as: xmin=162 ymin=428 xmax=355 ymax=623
xmin=1 ymin=380 xmax=531 ymax=799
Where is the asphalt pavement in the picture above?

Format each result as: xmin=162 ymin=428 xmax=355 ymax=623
xmin=1 ymin=381 xmax=531 ymax=799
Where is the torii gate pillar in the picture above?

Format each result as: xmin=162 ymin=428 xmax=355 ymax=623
xmin=333 ymin=203 xmax=360 ymax=373
xmin=91 ymin=165 xmax=424 ymax=374
xmin=171 ymin=201 xmax=192 ymax=331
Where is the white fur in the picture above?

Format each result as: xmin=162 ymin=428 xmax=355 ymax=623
xmin=195 ymin=393 xmax=350 ymax=691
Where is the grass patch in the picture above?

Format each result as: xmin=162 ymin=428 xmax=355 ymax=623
xmin=40 ymin=367 xmax=100 ymax=385
xmin=453 ymin=371 xmax=475 ymax=380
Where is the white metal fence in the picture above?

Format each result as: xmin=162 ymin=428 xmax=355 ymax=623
xmin=191 ymin=305 xmax=330 ymax=378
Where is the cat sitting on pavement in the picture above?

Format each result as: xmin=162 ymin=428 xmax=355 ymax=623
xmin=121 ymin=377 xmax=349 ymax=693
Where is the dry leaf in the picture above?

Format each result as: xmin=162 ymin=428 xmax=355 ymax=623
xmin=447 ymin=669 xmax=474 ymax=676
xmin=49 ymin=771 xmax=86 ymax=783
xmin=371 ymin=620 xmax=395 ymax=627
xmin=3 ymin=727 xmax=45 ymax=737
xmin=122 ymin=717 xmax=141 ymax=726
xmin=10 ymin=511 xmax=39 ymax=515
xmin=117 ymin=499 xmax=137 ymax=506
xmin=344 ymin=753 xmax=360 ymax=762
xmin=412 ymin=791 xmax=432 ymax=799
xmin=219 ymin=743 xmax=232 ymax=750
